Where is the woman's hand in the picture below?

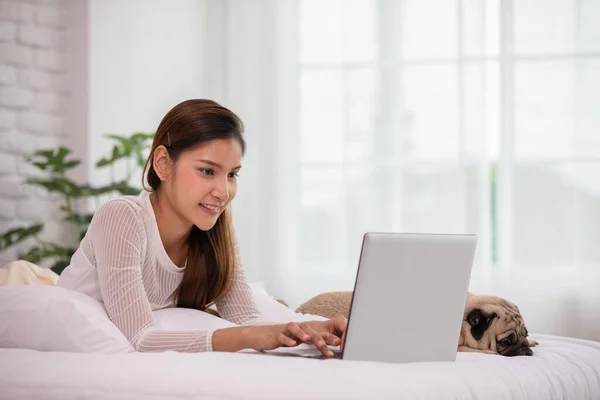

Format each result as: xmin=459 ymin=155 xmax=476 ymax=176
xmin=304 ymin=316 xmax=348 ymax=351
xmin=243 ymin=318 xmax=346 ymax=357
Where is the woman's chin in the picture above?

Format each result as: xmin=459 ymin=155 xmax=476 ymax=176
xmin=192 ymin=215 xmax=219 ymax=231
xmin=191 ymin=206 xmax=221 ymax=231
xmin=194 ymin=221 xmax=216 ymax=231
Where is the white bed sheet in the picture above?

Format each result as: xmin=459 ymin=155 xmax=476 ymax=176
xmin=1 ymin=334 xmax=599 ymax=400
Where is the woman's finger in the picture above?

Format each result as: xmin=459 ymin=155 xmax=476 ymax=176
xmin=284 ymin=322 xmax=312 ymax=343
xmin=278 ymin=332 xmax=297 ymax=347
xmin=299 ymin=323 xmax=333 ymax=357
xmin=331 ymin=316 xmax=348 ymax=336
xmin=320 ymin=332 xmax=341 ymax=347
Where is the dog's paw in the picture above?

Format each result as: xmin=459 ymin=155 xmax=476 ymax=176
xmin=528 ymin=339 xmax=539 ymax=347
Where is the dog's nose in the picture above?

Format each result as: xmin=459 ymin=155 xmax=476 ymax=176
xmin=504 ymin=345 xmax=533 ymax=357
xmin=519 ymin=346 xmax=533 ymax=356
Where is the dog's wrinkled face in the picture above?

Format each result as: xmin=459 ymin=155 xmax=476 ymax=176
xmin=459 ymin=293 xmax=537 ymax=356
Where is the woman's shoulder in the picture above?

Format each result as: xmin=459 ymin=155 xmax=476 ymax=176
xmin=93 ymin=193 xmax=147 ymax=223
xmin=83 ymin=193 xmax=151 ymax=265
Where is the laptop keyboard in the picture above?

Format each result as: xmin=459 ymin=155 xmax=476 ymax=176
xmin=278 ymin=348 xmax=343 ymax=359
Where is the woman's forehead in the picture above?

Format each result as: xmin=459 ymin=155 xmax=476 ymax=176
xmin=182 ymin=139 xmax=242 ymax=164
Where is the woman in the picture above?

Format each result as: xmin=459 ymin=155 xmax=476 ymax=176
xmin=58 ymin=99 xmax=346 ymax=357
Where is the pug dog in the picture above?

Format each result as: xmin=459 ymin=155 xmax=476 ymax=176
xmin=295 ymin=291 xmax=538 ymax=357
xmin=459 ymin=292 xmax=538 ymax=356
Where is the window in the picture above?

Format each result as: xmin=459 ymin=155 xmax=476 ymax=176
xmin=278 ymin=0 xmax=600 ymax=304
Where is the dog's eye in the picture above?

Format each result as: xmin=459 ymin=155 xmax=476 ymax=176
xmin=499 ymin=333 xmax=516 ymax=346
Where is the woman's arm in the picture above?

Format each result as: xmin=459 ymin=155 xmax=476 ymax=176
xmin=92 ymin=200 xmax=244 ymax=352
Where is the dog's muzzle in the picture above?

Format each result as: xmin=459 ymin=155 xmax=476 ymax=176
xmin=502 ymin=345 xmax=533 ymax=357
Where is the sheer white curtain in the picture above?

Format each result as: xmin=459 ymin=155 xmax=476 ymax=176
xmin=215 ymin=0 xmax=600 ymax=340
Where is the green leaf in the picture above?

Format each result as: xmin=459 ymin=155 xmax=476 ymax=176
xmin=95 ymin=157 xmax=112 ymax=168
xmin=79 ymin=229 xmax=88 ymax=241
xmin=63 ymin=212 xmax=94 ymax=226
xmin=94 ymin=132 xmax=154 ymax=168
xmin=19 ymin=246 xmax=45 ymax=264
xmin=135 ymin=150 xmax=146 ymax=168
xmin=26 ymin=147 xmax=80 ymax=174
xmin=91 ymin=181 xmax=140 ymax=196
xmin=130 ymin=132 xmax=155 ymax=141
xmin=56 ymin=181 xmax=141 ymax=198
xmin=18 ymin=244 xmax=75 ymax=265
xmin=55 ymin=146 xmax=70 ymax=161
xmin=27 ymin=177 xmax=81 ymax=197
xmin=63 ymin=160 xmax=81 ymax=169
xmin=0 ymin=224 xmax=44 ymax=251
xmin=27 ymin=178 xmax=137 ymax=198
xmin=115 ymin=183 xmax=141 ymax=196
xmin=32 ymin=161 xmax=49 ymax=170
xmin=111 ymin=145 xmax=120 ymax=159
xmin=95 ymin=145 xmax=127 ymax=168
xmin=105 ymin=134 xmax=132 ymax=153
xmin=27 ymin=149 xmax=54 ymax=161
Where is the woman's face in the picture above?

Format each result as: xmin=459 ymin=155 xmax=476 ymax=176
xmin=160 ymin=138 xmax=242 ymax=231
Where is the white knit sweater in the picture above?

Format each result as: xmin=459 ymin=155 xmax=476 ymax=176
xmin=57 ymin=190 xmax=267 ymax=353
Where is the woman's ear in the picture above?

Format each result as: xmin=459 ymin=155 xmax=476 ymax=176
xmin=153 ymin=145 xmax=173 ymax=181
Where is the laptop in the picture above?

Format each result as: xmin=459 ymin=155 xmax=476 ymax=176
xmin=261 ymin=232 xmax=477 ymax=363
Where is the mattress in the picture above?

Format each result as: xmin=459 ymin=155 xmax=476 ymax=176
xmin=1 ymin=333 xmax=599 ymax=400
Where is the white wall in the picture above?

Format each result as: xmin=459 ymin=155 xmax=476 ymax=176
xmin=219 ymin=1 xmax=284 ymax=293
xmin=86 ymin=0 xmax=278 ymax=288
xmin=87 ymin=0 xmax=204 ymax=187
xmin=489 ymin=267 xmax=600 ymax=342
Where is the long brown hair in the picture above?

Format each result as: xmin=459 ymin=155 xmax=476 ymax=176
xmin=142 ymin=99 xmax=246 ymax=311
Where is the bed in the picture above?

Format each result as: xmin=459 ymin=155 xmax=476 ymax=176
xmin=1 ymin=284 xmax=599 ymax=399
xmin=1 ymin=334 xmax=600 ymax=400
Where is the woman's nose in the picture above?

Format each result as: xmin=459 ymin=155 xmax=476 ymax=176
xmin=211 ymin=177 xmax=229 ymax=202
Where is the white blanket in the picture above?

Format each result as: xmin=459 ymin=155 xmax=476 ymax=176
xmin=1 ymin=334 xmax=599 ymax=400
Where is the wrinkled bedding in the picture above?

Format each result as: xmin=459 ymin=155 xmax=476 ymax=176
xmin=1 ymin=334 xmax=599 ymax=400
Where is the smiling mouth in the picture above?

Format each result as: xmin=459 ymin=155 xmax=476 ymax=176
xmin=200 ymin=203 xmax=221 ymax=214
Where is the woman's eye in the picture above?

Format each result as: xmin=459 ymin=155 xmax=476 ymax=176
xmin=199 ymin=169 xmax=214 ymax=176
xmin=228 ymin=172 xmax=239 ymax=179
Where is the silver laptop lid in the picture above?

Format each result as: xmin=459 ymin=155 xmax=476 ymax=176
xmin=342 ymin=233 xmax=477 ymax=364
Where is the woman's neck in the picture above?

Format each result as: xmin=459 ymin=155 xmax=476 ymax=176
xmin=149 ymin=192 xmax=191 ymax=261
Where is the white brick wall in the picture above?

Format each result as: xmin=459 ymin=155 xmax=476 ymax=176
xmin=0 ymin=21 xmax=18 ymax=41
xmin=0 ymin=65 xmax=18 ymax=85
xmin=0 ymin=0 xmax=70 ymax=268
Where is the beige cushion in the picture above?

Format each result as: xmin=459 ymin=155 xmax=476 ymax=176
xmin=0 ymin=260 xmax=59 ymax=286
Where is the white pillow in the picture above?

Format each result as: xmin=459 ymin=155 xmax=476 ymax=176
xmin=153 ymin=308 xmax=236 ymax=331
xmin=154 ymin=282 xmax=327 ymax=331
xmin=252 ymin=290 xmax=328 ymax=323
xmin=0 ymin=285 xmax=134 ymax=354
xmin=249 ymin=281 xmax=328 ymax=323
xmin=0 ymin=281 xmax=326 ymax=353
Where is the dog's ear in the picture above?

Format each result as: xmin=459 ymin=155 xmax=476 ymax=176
xmin=466 ymin=309 xmax=497 ymax=340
